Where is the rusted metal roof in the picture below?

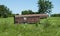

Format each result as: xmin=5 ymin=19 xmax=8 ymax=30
xmin=15 ymin=14 xmax=48 ymax=17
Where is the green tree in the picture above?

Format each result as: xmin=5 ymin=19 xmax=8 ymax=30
xmin=0 ymin=5 xmax=12 ymax=18
xmin=22 ymin=10 xmax=29 ymax=15
xmin=21 ymin=10 xmax=34 ymax=15
xmin=38 ymin=0 xmax=53 ymax=14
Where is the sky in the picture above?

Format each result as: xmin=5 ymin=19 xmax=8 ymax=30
xmin=0 ymin=0 xmax=60 ymax=14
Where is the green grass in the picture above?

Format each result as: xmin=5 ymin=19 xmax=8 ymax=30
xmin=0 ymin=17 xmax=60 ymax=36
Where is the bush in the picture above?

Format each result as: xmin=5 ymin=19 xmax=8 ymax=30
xmin=3 ymin=14 xmax=8 ymax=18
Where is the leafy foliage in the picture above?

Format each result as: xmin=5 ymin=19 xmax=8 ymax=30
xmin=0 ymin=5 xmax=12 ymax=18
xmin=38 ymin=0 xmax=53 ymax=14
xmin=21 ymin=10 xmax=35 ymax=15
xmin=51 ymin=14 xmax=60 ymax=17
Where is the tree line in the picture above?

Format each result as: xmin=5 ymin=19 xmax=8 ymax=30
xmin=0 ymin=0 xmax=53 ymax=18
xmin=51 ymin=14 xmax=60 ymax=17
xmin=0 ymin=5 xmax=14 ymax=18
xmin=22 ymin=0 xmax=53 ymax=15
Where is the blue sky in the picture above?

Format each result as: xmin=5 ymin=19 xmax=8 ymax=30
xmin=0 ymin=0 xmax=60 ymax=14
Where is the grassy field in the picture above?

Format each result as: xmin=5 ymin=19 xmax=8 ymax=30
xmin=0 ymin=17 xmax=60 ymax=36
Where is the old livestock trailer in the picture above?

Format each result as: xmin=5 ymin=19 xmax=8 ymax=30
xmin=14 ymin=14 xmax=48 ymax=24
